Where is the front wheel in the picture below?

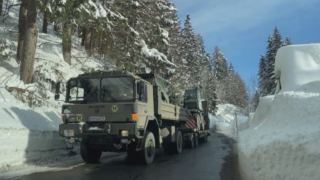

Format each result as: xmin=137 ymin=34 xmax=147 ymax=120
xmin=80 ymin=139 xmax=102 ymax=163
xmin=141 ymin=131 xmax=156 ymax=165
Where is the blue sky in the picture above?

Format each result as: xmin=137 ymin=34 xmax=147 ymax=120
xmin=170 ymin=0 xmax=320 ymax=84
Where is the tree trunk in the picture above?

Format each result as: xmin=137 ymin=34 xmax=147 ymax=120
xmin=42 ymin=0 xmax=48 ymax=33
xmin=42 ymin=11 xmax=48 ymax=33
xmin=16 ymin=0 xmax=28 ymax=63
xmin=62 ymin=23 xmax=72 ymax=65
xmin=20 ymin=0 xmax=38 ymax=84
xmin=81 ymin=27 xmax=85 ymax=46
xmin=84 ymin=27 xmax=92 ymax=57
xmin=0 ymin=0 xmax=3 ymax=15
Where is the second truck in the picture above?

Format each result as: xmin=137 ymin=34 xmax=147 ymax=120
xmin=54 ymin=70 xmax=210 ymax=164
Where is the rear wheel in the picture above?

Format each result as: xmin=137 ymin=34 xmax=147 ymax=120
xmin=194 ymin=133 xmax=199 ymax=147
xmin=186 ymin=133 xmax=194 ymax=148
xmin=141 ymin=131 xmax=156 ymax=165
xmin=80 ymin=139 xmax=102 ymax=163
xmin=173 ymin=130 xmax=183 ymax=154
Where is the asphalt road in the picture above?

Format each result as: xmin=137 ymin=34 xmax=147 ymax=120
xmin=11 ymin=132 xmax=238 ymax=180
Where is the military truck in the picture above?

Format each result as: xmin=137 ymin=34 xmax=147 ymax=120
xmin=54 ymin=70 xmax=210 ymax=165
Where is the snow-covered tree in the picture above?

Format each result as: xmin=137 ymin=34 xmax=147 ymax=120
xmin=180 ymin=14 xmax=203 ymax=87
xmin=251 ymin=90 xmax=260 ymax=111
xmin=218 ymin=72 xmax=248 ymax=108
xmin=212 ymin=46 xmax=228 ymax=80
xmin=258 ymin=55 xmax=267 ymax=96
xmin=228 ymin=62 xmax=234 ymax=74
xmin=265 ymin=27 xmax=283 ymax=95
xmin=284 ymin=36 xmax=292 ymax=45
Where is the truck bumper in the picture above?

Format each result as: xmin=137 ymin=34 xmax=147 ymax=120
xmin=59 ymin=122 xmax=139 ymax=142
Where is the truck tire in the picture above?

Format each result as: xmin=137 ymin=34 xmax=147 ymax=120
xmin=141 ymin=131 xmax=156 ymax=165
xmin=80 ymin=139 xmax=102 ymax=163
xmin=204 ymin=135 xmax=208 ymax=142
xmin=186 ymin=134 xmax=194 ymax=148
xmin=200 ymin=135 xmax=208 ymax=143
xmin=173 ymin=130 xmax=183 ymax=154
xmin=194 ymin=133 xmax=199 ymax=147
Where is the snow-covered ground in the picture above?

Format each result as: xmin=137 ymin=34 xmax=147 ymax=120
xmin=238 ymin=44 xmax=320 ymax=180
xmin=0 ymin=3 xmax=108 ymax=179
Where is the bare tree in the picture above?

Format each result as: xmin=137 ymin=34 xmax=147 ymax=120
xmin=16 ymin=0 xmax=28 ymax=63
xmin=246 ymin=74 xmax=258 ymax=100
xmin=20 ymin=0 xmax=38 ymax=84
xmin=245 ymin=74 xmax=259 ymax=114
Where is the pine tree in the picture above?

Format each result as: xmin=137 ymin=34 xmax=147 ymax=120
xmin=228 ymin=62 xmax=234 ymax=74
xmin=284 ymin=36 xmax=292 ymax=45
xmin=180 ymin=14 xmax=202 ymax=87
xmin=258 ymin=55 xmax=267 ymax=96
xmin=265 ymin=27 xmax=283 ymax=95
xmin=212 ymin=46 xmax=228 ymax=80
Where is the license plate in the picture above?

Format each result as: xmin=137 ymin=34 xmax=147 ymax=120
xmin=64 ymin=130 xmax=74 ymax=137
xmin=88 ymin=116 xmax=106 ymax=121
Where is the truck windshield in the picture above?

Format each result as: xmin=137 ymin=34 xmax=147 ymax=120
xmin=100 ymin=77 xmax=135 ymax=102
xmin=67 ymin=78 xmax=100 ymax=103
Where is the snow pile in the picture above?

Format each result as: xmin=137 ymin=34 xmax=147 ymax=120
xmin=238 ymin=44 xmax=320 ymax=180
xmin=274 ymin=44 xmax=320 ymax=93
xmin=209 ymin=104 xmax=246 ymax=138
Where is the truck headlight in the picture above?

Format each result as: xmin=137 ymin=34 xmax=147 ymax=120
xmin=121 ymin=130 xmax=129 ymax=137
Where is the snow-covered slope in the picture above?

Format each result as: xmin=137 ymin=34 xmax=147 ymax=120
xmin=238 ymin=44 xmax=320 ymax=180
xmin=0 ymin=3 xmax=106 ymax=178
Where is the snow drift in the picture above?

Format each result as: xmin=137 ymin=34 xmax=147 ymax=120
xmin=238 ymin=44 xmax=320 ymax=180
xmin=274 ymin=44 xmax=320 ymax=93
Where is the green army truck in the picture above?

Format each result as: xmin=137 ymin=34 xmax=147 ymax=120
xmin=54 ymin=70 xmax=210 ymax=164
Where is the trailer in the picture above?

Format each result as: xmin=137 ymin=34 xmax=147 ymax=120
xmin=54 ymin=70 xmax=210 ymax=164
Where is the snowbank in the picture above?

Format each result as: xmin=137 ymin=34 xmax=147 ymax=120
xmin=274 ymin=44 xmax=320 ymax=93
xmin=238 ymin=44 xmax=320 ymax=180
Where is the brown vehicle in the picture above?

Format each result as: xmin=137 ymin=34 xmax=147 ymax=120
xmin=54 ymin=71 xmax=210 ymax=165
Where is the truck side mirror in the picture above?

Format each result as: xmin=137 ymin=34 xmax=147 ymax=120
xmin=54 ymin=82 xmax=61 ymax=100
xmin=137 ymin=81 xmax=145 ymax=95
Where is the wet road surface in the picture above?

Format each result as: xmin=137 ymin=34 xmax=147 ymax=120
xmin=11 ymin=132 xmax=238 ymax=180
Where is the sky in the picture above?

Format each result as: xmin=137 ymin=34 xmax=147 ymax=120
xmin=170 ymin=0 xmax=320 ymax=85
